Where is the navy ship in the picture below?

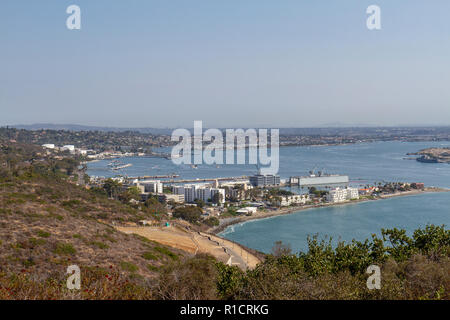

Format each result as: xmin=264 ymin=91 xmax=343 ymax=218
xmin=289 ymin=169 xmax=349 ymax=186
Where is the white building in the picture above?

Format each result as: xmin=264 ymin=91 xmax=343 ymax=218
xmin=62 ymin=145 xmax=75 ymax=153
xmin=158 ymin=194 xmax=185 ymax=203
xmin=236 ymin=207 xmax=258 ymax=215
xmin=209 ymin=188 xmax=226 ymax=204
xmin=280 ymin=194 xmax=310 ymax=207
xmin=326 ymin=187 xmax=359 ymax=203
xmin=76 ymin=149 xmax=88 ymax=155
xmin=347 ymin=187 xmax=359 ymax=200
xmin=172 ymin=184 xmax=225 ymax=204
xmin=136 ymin=180 xmax=163 ymax=194
xmin=42 ymin=144 xmax=55 ymax=149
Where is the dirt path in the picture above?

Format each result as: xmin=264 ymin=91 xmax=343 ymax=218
xmin=116 ymin=225 xmax=261 ymax=270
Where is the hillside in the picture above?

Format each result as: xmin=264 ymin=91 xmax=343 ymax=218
xmin=0 ymin=139 xmax=191 ymax=298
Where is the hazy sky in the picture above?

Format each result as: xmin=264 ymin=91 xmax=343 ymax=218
xmin=1 ymin=1 xmax=450 ymax=128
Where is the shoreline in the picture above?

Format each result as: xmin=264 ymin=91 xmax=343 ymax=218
xmin=209 ymin=187 xmax=450 ymax=235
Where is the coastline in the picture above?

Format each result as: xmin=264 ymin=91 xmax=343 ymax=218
xmin=209 ymin=187 xmax=450 ymax=235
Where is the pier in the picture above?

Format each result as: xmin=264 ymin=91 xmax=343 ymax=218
xmin=125 ymin=174 xmax=180 ymax=180
xmin=126 ymin=175 xmax=250 ymax=184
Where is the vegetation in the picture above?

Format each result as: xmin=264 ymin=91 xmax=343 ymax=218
xmin=203 ymin=217 xmax=220 ymax=227
xmin=0 ymin=139 xmax=186 ymax=288
xmin=54 ymin=243 xmax=77 ymax=256
xmin=214 ymin=225 xmax=450 ymax=300
xmin=1 ymin=224 xmax=448 ymax=300
xmin=120 ymin=261 xmax=139 ymax=273
xmin=308 ymin=186 xmax=328 ymax=197
xmin=172 ymin=206 xmax=203 ymax=224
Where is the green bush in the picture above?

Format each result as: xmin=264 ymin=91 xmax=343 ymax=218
xmin=36 ymin=230 xmax=51 ymax=238
xmin=120 ymin=261 xmax=138 ymax=273
xmin=154 ymin=247 xmax=178 ymax=260
xmin=203 ymin=216 xmax=220 ymax=227
xmin=173 ymin=206 xmax=202 ymax=224
xmin=90 ymin=241 xmax=109 ymax=250
xmin=29 ymin=237 xmax=46 ymax=246
xmin=147 ymin=264 xmax=159 ymax=272
xmin=142 ymin=252 xmax=158 ymax=261
xmin=54 ymin=242 xmax=76 ymax=255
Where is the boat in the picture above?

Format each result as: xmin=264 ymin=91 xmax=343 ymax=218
xmin=290 ymin=169 xmax=349 ymax=186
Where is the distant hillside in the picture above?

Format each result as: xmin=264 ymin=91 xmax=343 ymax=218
xmin=11 ymin=123 xmax=450 ymax=137
xmin=11 ymin=123 xmax=174 ymax=135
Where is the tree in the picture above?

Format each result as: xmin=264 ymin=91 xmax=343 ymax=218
xmin=103 ymin=179 xmax=122 ymax=199
xmin=118 ymin=186 xmax=141 ymax=204
xmin=145 ymin=198 xmax=167 ymax=216
xmin=271 ymin=241 xmax=292 ymax=257
xmin=173 ymin=206 xmax=203 ymax=224
xmin=194 ymin=199 xmax=205 ymax=208
xmin=203 ymin=216 xmax=220 ymax=227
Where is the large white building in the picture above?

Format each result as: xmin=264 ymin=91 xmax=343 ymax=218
xmin=173 ymin=184 xmax=226 ymax=204
xmin=280 ymin=194 xmax=311 ymax=207
xmin=141 ymin=180 xmax=163 ymax=194
xmin=132 ymin=180 xmax=163 ymax=194
xmin=326 ymin=187 xmax=359 ymax=203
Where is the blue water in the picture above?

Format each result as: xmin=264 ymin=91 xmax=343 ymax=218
xmin=88 ymin=141 xmax=450 ymax=188
xmin=220 ymin=192 xmax=450 ymax=253
xmin=87 ymin=141 xmax=450 ymax=253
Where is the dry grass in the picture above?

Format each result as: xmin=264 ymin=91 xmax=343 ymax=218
xmin=0 ymin=176 xmax=186 ymax=283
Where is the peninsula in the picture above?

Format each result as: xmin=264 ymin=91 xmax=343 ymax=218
xmin=408 ymin=148 xmax=450 ymax=163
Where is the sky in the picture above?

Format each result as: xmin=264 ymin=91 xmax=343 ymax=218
xmin=1 ymin=0 xmax=450 ymax=128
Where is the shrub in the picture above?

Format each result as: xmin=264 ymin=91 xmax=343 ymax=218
xmin=29 ymin=237 xmax=46 ymax=246
xmin=147 ymin=264 xmax=159 ymax=272
xmin=154 ymin=247 xmax=178 ymax=260
xmin=54 ymin=242 xmax=76 ymax=255
xmin=120 ymin=261 xmax=139 ymax=273
xmin=203 ymin=217 xmax=220 ymax=227
xmin=36 ymin=230 xmax=51 ymax=238
xmin=173 ymin=206 xmax=202 ymax=224
xmin=142 ymin=252 xmax=158 ymax=261
xmin=156 ymin=254 xmax=218 ymax=300
xmin=90 ymin=241 xmax=109 ymax=250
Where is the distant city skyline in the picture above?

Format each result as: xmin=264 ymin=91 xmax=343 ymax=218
xmin=2 ymin=1 xmax=450 ymax=128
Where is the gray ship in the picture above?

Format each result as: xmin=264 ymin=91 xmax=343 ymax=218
xmin=289 ymin=169 xmax=349 ymax=186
